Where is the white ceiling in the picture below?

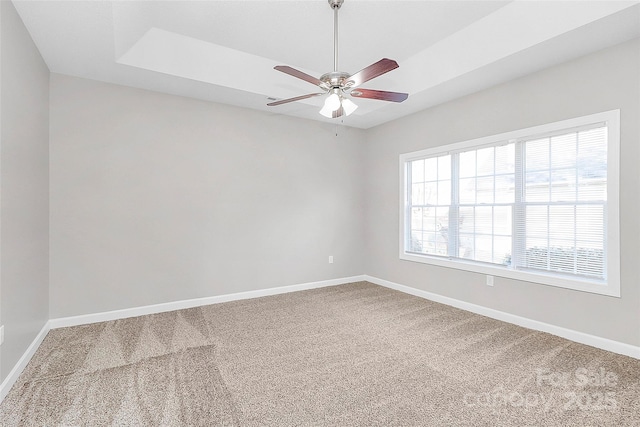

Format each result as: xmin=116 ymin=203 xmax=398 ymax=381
xmin=13 ymin=0 xmax=640 ymax=129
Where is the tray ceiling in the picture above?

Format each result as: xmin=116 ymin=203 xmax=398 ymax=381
xmin=12 ymin=0 xmax=640 ymax=128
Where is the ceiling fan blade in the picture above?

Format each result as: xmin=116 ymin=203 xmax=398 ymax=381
xmin=346 ymin=58 xmax=399 ymax=88
xmin=350 ymin=88 xmax=408 ymax=103
xmin=267 ymin=93 xmax=325 ymax=107
xmin=274 ymin=66 xmax=327 ymax=89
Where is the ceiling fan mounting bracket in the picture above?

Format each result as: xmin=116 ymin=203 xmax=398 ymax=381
xmin=328 ymin=0 xmax=344 ymax=10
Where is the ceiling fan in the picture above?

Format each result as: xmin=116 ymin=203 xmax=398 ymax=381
xmin=267 ymin=0 xmax=408 ymax=119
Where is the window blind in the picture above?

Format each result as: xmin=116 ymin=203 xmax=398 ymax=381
xmin=513 ymin=125 xmax=607 ymax=279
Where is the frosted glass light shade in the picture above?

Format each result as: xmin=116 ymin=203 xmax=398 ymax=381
xmin=319 ymin=103 xmax=335 ymax=118
xmin=342 ymin=98 xmax=358 ymax=116
xmin=319 ymin=93 xmax=358 ymax=118
xmin=324 ymin=93 xmax=341 ymax=110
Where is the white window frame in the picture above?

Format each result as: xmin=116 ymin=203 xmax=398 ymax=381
xmin=399 ymin=110 xmax=620 ymax=297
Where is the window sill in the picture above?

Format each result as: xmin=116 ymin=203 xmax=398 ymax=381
xmin=399 ymin=252 xmax=620 ymax=297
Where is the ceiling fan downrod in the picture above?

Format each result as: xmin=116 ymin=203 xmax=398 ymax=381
xmin=329 ymin=0 xmax=343 ymax=72
xmin=320 ymin=0 xmax=348 ymax=92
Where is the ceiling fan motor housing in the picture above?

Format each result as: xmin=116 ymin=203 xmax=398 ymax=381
xmin=320 ymin=71 xmax=350 ymax=89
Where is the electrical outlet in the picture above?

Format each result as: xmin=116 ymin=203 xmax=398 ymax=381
xmin=486 ymin=275 xmax=494 ymax=286
xmin=329 ymin=256 xmax=334 ymax=264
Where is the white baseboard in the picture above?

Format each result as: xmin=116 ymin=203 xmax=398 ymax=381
xmin=49 ymin=275 xmax=367 ymax=329
xmin=0 ymin=321 xmax=51 ymax=403
xmin=365 ymin=275 xmax=640 ymax=360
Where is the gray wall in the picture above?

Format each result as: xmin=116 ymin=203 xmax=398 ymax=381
xmin=49 ymin=74 xmax=365 ymax=318
xmin=0 ymin=0 xmax=50 ymax=381
xmin=364 ymin=38 xmax=640 ymax=346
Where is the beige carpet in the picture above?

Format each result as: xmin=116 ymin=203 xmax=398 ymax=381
xmin=1 ymin=281 xmax=639 ymax=426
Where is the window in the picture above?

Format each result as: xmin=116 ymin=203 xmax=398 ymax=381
xmin=400 ymin=110 xmax=620 ymax=297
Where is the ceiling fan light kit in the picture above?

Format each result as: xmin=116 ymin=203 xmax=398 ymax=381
xmin=268 ymin=0 xmax=408 ymax=119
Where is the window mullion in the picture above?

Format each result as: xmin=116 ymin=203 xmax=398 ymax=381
xmin=513 ymin=141 xmax=525 ymax=269
xmin=449 ymin=153 xmax=459 ymax=258
xmin=573 ymin=205 xmax=577 ymax=275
